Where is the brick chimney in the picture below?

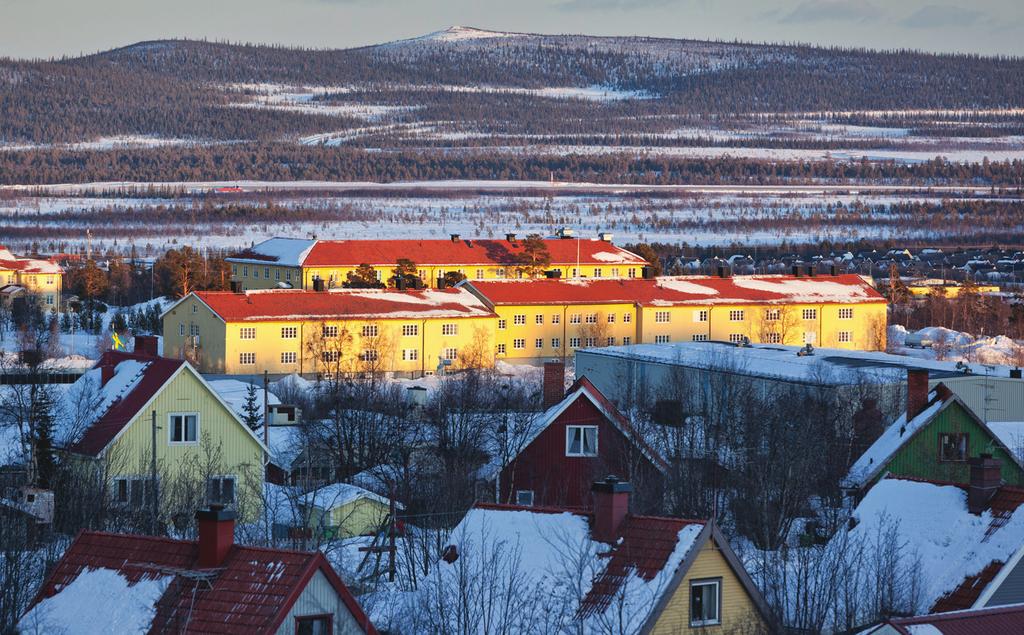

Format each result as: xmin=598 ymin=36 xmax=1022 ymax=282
xmin=906 ymin=368 xmax=930 ymax=419
xmin=968 ymin=454 xmax=1002 ymax=514
xmin=542 ymin=361 xmax=566 ymax=409
xmin=100 ymin=358 xmax=116 ymax=387
xmin=592 ymin=475 xmax=632 ymax=543
xmin=134 ymin=335 xmax=159 ymax=357
xmin=195 ymin=504 xmax=235 ymax=568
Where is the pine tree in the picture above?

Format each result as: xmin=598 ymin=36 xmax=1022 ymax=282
xmin=344 ymin=264 xmax=384 ymax=289
xmin=31 ymin=387 xmax=58 ymax=488
xmin=241 ymin=382 xmax=263 ymax=432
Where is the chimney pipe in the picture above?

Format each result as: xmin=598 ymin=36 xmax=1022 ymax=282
xmin=829 ymin=263 xmax=839 ymax=276
xmin=506 ymin=233 xmax=517 ymax=243
xmin=792 ymin=264 xmax=802 ymax=278
xmin=542 ymin=361 xmax=566 ymax=409
xmin=195 ymin=504 xmax=236 ymax=568
xmin=906 ymin=368 xmax=930 ymax=419
xmin=806 ymin=264 xmax=816 ymax=277
xmin=450 ymin=234 xmax=461 ymax=243
xmin=591 ymin=476 xmax=632 ymax=543
xmin=100 ymin=360 xmax=116 ymax=387
xmin=968 ymin=455 xmax=1002 ymax=514
xmin=134 ymin=335 xmax=159 ymax=358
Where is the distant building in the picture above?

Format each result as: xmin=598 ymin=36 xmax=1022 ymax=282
xmin=0 ymin=245 xmax=63 ymax=312
xmin=226 ymin=235 xmax=649 ymax=291
xmin=867 ymin=604 xmax=1024 ymax=634
xmin=298 ymin=482 xmax=399 ymax=539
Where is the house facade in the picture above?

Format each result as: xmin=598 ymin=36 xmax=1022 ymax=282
xmin=226 ymin=235 xmax=649 ymax=291
xmin=161 ymin=288 xmax=497 ymax=377
xmin=0 ymin=245 xmax=63 ymax=312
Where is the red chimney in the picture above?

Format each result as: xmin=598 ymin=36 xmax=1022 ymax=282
xmin=195 ymin=505 xmax=235 ymax=568
xmin=592 ymin=475 xmax=632 ymax=543
xmin=906 ymin=368 xmax=930 ymax=419
xmin=134 ymin=335 xmax=159 ymax=357
xmin=968 ymin=455 xmax=1002 ymax=514
xmin=100 ymin=359 xmax=116 ymax=387
xmin=542 ymin=361 xmax=566 ymax=409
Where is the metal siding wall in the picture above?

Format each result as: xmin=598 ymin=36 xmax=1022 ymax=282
xmin=931 ymin=377 xmax=1024 ymax=423
xmin=274 ymin=569 xmax=363 ymax=635
xmin=986 ymin=559 xmax=1024 ymax=607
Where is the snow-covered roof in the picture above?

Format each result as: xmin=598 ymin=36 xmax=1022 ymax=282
xmin=579 ymin=341 xmax=1013 ymax=386
xmin=207 ymin=379 xmax=280 ymax=419
xmin=224 ymin=237 xmax=316 ymax=266
xmin=265 ymin=425 xmax=305 ymax=470
xmin=299 ymin=482 xmax=397 ymax=511
xmin=989 ymin=422 xmax=1024 ymax=463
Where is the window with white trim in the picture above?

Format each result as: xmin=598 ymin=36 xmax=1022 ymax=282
xmin=206 ymin=476 xmax=236 ymax=506
xmin=264 ymin=267 xmax=270 ymax=279
xmin=321 ymin=325 xmax=338 ymax=338
xmin=584 ymin=337 xmax=596 ymax=347
xmin=802 ymin=308 xmax=818 ymax=320
xmin=281 ymin=327 xmax=297 ymax=339
xmin=497 ymin=319 xmax=507 ymax=330
xmin=192 ymin=304 xmax=197 ymax=313
xmin=622 ymin=336 xmax=632 ymax=345
xmin=535 ymin=338 xmax=544 ymax=348
xmin=764 ymin=332 xmax=782 ymax=344
xmin=729 ymin=333 xmax=746 ymax=344
xmin=535 ymin=314 xmax=544 ymax=325
xmin=838 ymin=331 xmax=852 ymax=343
xmin=359 ymin=350 xmax=379 ymax=362
xmin=476 ymin=269 xmax=484 ymax=279
xmin=729 ymin=310 xmax=745 ymax=322
xmin=655 ymin=334 xmax=670 ymax=344
xmin=690 ymin=579 xmax=721 ymax=627
xmin=623 ymin=313 xmax=632 ymax=323
xmin=566 ymin=425 xmax=598 ymax=457
xmin=169 ymin=413 xmax=198 ymax=444
xmin=569 ymin=314 xmax=581 ymax=324
xmin=513 ymin=314 xmax=526 ymax=325
xmin=281 ymin=351 xmax=297 ymax=364
xmin=569 ymin=337 xmax=580 ymax=348
xmin=443 ymin=348 xmax=458 ymax=361
xmin=239 ymin=352 xmax=256 ymax=365
xmin=839 ymin=307 xmax=854 ymax=320
xmin=240 ymin=327 xmax=256 ymax=340
xmin=551 ymin=314 xmax=561 ymax=325
xmin=692 ymin=334 xmax=708 ymax=342
xmin=611 ymin=268 xmax=620 ymax=277
xmin=442 ymin=324 xmax=458 ymax=336
xmin=179 ymin=324 xmax=185 ymax=336
xmin=402 ymin=349 xmax=419 ymax=361
xmin=655 ymin=311 xmax=671 ymax=323
xmin=513 ymin=338 xmax=526 ymax=350
xmin=585 ymin=313 xmax=598 ymax=324
xmin=321 ymin=351 xmax=340 ymax=363
xmin=496 ymin=343 xmax=506 ymax=355
xmin=516 ymin=490 xmax=535 ymax=506
xmin=361 ymin=325 xmax=378 ymax=338
xmin=764 ymin=309 xmax=780 ymax=321
xmin=242 ymin=266 xmax=248 ymax=277
xmin=275 ymin=269 xmax=281 ymax=281
xmin=551 ymin=337 xmax=561 ymax=349
xmin=113 ymin=477 xmax=154 ymax=509
xmin=606 ymin=337 xmax=616 ymax=346
xmin=190 ymin=324 xmax=200 ymax=337
xmin=607 ymin=313 xmax=616 ymax=323
xmin=593 ymin=268 xmax=602 ymax=277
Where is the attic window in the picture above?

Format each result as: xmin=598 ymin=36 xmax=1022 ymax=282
xmin=295 ymin=614 xmax=331 ymax=635
xmin=169 ymin=413 xmax=198 ymax=444
xmin=690 ymin=578 xmax=722 ymax=627
xmin=566 ymin=425 xmax=598 ymax=457
xmin=939 ymin=433 xmax=969 ymax=462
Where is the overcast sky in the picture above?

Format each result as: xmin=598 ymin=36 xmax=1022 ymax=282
xmin=1 ymin=0 xmax=1022 ymax=59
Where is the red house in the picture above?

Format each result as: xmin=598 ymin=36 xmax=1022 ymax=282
xmin=19 ymin=506 xmax=377 ymax=634
xmin=497 ymin=363 xmax=667 ymax=511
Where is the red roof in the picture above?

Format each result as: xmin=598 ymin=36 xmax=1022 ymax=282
xmin=29 ymin=530 xmax=376 ymax=634
xmin=194 ymin=288 xmax=496 ymax=322
xmin=882 ymin=604 xmax=1024 ymax=634
xmin=467 ymin=274 xmax=885 ymax=306
xmin=299 ymin=238 xmax=648 ymax=268
xmin=71 ymin=351 xmax=185 ymax=457
xmin=931 ymin=560 xmax=1005 ymax=613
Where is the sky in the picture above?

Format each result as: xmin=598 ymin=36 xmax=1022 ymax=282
xmin=1 ymin=0 xmax=1022 ymax=59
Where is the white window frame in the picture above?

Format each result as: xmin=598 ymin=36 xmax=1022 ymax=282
xmin=566 ymin=425 xmax=599 ymax=457
xmin=497 ymin=319 xmax=507 ymax=330
xmin=168 ymin=412 xmax=199 ymax=445
xmin=839 ymin=307 xmax=854 ymax=320
xmin=569 ymin=337 xmax=580 ymax=348
xmin=839 ymin=331 xmax=852 ymax=343
xmin=402 ymin=349 xmax=419 ymax=361
xmin=496 ymin=343 xmax=507 ymax=355
xmin=551 ymin=314 xmax=561 ymax=325
xmin=442 ymin=324 xmax=458 ymax=336
xmin=764 ymin=309 xmax=780 ymax=321
xmin=402 ymin=324 xmax=419 ymax=337
xmin=569 ymin=314 xmax=581 ymax=324
xmin=535 ymin=338 xmax=544 ymax=348
xmin=729 ymin=333 xmax=745 ymax=343
xmin=692 ymin=334 xmax=708 ymax=342
xmin=513 ymin=314 xmax=526 ymax=325
xmin=535 ymin=314 xmax=544 ymax=325
xmin=729 ymin=310 xmax=745 ymax=322
xmin=689 ymin=579 xmax=722 ymax=627
xmin=443 ymin=347 xmax=458 ymax=361
xmin=551 ymin=337 xmax=561 ymax=349
xmin=623 ymin=313 xmax=632 ymax=324
xmin=655 ymin=334 xmax=670 ymax=344
xmin=802 ymin=308 xmax=818 ymax=321
xmin=281 ymin=351 xmax=297 ymax=364
xmin=361 ymin=324 xmax=379 ymax=338
xmin=513 ymin=338 xmax=526 ymax=350
xmin=239 ymin=352 xmax=256 ymax=365
xmin=765 ymin=332 xmax=782 ymax=344
xmin=585 ymin=313 xmax=598 ymax=324
xmin=622 ymin=336 xmax=632 ymax=345
xmin=281 ymin=326 xmax=298 ymax=339
xmin=516 ymin=490 xmax=535 ymax=506
xmin=240 ymin=327 xmax=257 ymax=340
xmin=322 ymin=325 xmax=339 ymax=338
xmin=655 ymin=311 xmax=671 ymax=323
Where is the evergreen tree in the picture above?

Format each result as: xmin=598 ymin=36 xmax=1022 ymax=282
xmin=241 ymin=382 xmax=263 ymax=432
xmin=390 ymin=258 xmax=421 ymax=288
xmin=514 ymin=234 xmax=552 ymax=277
xmin=344 ymin=264 xmax=385 ymax=289
xmin=31 ymin=387 xmax=58 ymax=488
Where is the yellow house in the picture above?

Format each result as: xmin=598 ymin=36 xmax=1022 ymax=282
xmin=464 ymin=273 xmax=889 ymax=360
xmin=225 ymin=235 xmax=650 ymax=291
xmin=161 ymin=287 xmax=497 ymax=377
xmin=0 ymin=245 xmax=62 ymax=312
xmin=907 ymin=280 xmax=1000 ymax=298
xmin=61 ymin=338 xmax=268 ymax=521
xmin=298 ymin=483 xmax=399 ymax=539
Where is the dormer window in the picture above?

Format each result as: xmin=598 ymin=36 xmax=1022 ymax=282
xmin=566 ymin=425 xmax=598 ymax=457
xmin=169 ymin=413 xmax=198 ymax=444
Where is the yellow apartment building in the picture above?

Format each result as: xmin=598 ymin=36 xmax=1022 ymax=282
xmin=225 ymin=234 xmax=650 ymax=291
xmin=907 ymin=280 xmax=1000 ymax=298
xmin=161 ymin=287 xmax=497 ymax=377
xmin=464 ymin=273 xmax=888 ymax=360
xmin=0 ymin=245 xmax=63 ymax=312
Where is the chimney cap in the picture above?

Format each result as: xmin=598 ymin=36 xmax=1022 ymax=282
xmin=195 ymin=505 xmax=236 ymax=522
xmin=592 ymin=475 xmax=633 ymax=494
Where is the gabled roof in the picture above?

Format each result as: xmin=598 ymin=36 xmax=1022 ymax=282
xmin=0 ymin=246 xmax=64 ymax=274
xmin=870 ymin=603 xmax=1024 ymax=634
xmin=464 ymin=274 xmax=885 ymax=307
xmin=299 ymin=482 xmax=403 ymax=511
xmin=22 ymin=530 xmax=376 ymax=634
xmin=182 ymin=288 xmax=496 ymax=322
xmin=223 ymin=237 xmax=317 ymax=266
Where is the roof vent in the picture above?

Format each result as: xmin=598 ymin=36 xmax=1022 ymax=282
xmin=506 ymin=233 xmax=517 ymax=243
xmin=797 ymin=343 xmax=815 ymax=356
xmin=598 ymin=232 xmax=613 ymax=242
xmin=556 ymin=227 xmax=574 ymax=239
xmin=450 ymin=234 xmax=461 ymax=243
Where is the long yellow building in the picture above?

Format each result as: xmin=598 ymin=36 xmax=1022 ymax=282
xmin=162 ymin=287 xmax=497 ymax=377
xmin=225 ymin=234 xmax=649 ymax=291
xmin=462 ymin=273 xmax=888 ymax=360
xmin=0 ymin=245 xmax=63 ymax=312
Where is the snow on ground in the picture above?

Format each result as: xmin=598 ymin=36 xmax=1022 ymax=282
xmin=18 ymin=567 xmax=171 ymax=634
xmin=208 ymin=379 xmax=280 ymax=420
xmin=888 ymin=325 xmax=1024 ymax=366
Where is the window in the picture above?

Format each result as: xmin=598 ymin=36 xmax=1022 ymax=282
xmin=535 ymin=314 xmax=544 ymax=325
xmin=497 ymin=319 xmax=507 ymax=330
xmin=496 ymin=268 xmax=506 ymax=278
xmin=655 ymin=335 xmax=670 ymax=344
xmin=764 ymin=332 xmax=782 ymax=344
xmin=443 ymin=348 xmax=458 ymax=361
xmin=606 ymin=337 xmax=616 ymax=346
xmin=321 ymin=350 xmax=340 ymax=363
xmin=190 ymin=324 xmax=200 ymax=337
xmin=286 ymin=271 xmax=292 ymax=281
xmin=113 ymin=477 xmax=153 ymax=509
xmin=242 ymin=266 xmax=248 ymax=277
xmin=46 ymin=295 xmax=54 ymax=306
xmin=402 ymin=349 xmax=419 ymax=361
xmin=516 ymin=490 xmax=535 ymax=506
xmin=169 ymin=413 xmax=198 ymax=444
xmin=239 ymin=352 xmax=256 ymax=365
xmin=729 ymin=310 xmax=745 ymax=322
xmin=400 ymin=324 xmax=418 ymax=337
xmin=690 ymin=579 xmax=721 ymax=627
xmin=179 ymin=324 xmax=185 ymax=336
xmin=611 ymin=268 xmax=620 ymax=277
xmin=361 ymin=325 xmax=378 ymax=338
xmin=359 ymin=350 xmax=379 ymax=362
xmin=240 ymin=327 xmax=256 ymax=340
xmin=623 ymin=313 xmax=632 ymax=324
xmin=321 ymin=325 xmax=338 ymax=338
xmin=607 ymin=314 xmax=616 ymax=323
xmin=570 ymin=314 xmax=581 ymax=324
xmin=442 ymin=324 xmax=458 ymax=336
xmin=764 ymin=309 xmax=780 ymax=321
xmin=513 ymin=314 xmax=526 ymax=325
xmin=535 ymin=338 xmax=544 ymax=348
xmin=802 ymin=308 xmax=818 ymax=320
xmin=622 ymin=336 xmax=632 ymax=345
xmin=551 ymin=314 xmax=561 ymax=325
xmin=569 ymin=337 xmax=580 ymax=348
xmin=584 ymin=337 xmax=596 ymax=347
xmin=655 ymin=311 xmax=671 ymax=323
xmin=566 ymin=425 xmax=598 ymax=457
xmin=628 ymin=268 xmax=637 ymax=278
xmin=275 ymin=269 xmax=281 ymax=281
xmin=192 ymin=304 xmax=198 ymax=313
xmin=232 ymin=265 xmax=238 ymax=275
xmin=803 ymin=332 xmax=817 ymax=344
xmin=692 ymin=334 xmax=708 ymax=342
xmin=296 ymin=615 xmax=332 ymax=635
xmin=496 ymin=343 xmax=507 ymax=355
xmin=264 ymin=267 xmax=270 ymax=279
xmin=551 ymin=337 xmax=561 ymax=349
xmin=476 ymin=269 xmax=484 ymax=279
xmin=513 ymin=338 xmax=526 ymax=350
xmin=281 ymin=351 xmax=297 ymax=364
xmin=940 ymin=433 xmax=969 ymax=462
xmin=838 ymin=331 xmax=852 ymax=343
xmin=585 ymin=314 xmax=598 ymax=324
xmin=839 ymin=307 xmax=854 ymax=320
xmin=281 ymin=327 xmax=297 ymax=339
xmin=729 ymin=333 xmax=746 ymax=344
xmin=571 ymin=268 xmax=578 ymax=278
xmin=593 ymin=268 xmax=602 ymax=277
xmin=206 ymin=476 xmax=236 ymax=506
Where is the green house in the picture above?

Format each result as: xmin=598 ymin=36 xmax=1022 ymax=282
xmin=845 ymin=383 xmax=1024 ymax=491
